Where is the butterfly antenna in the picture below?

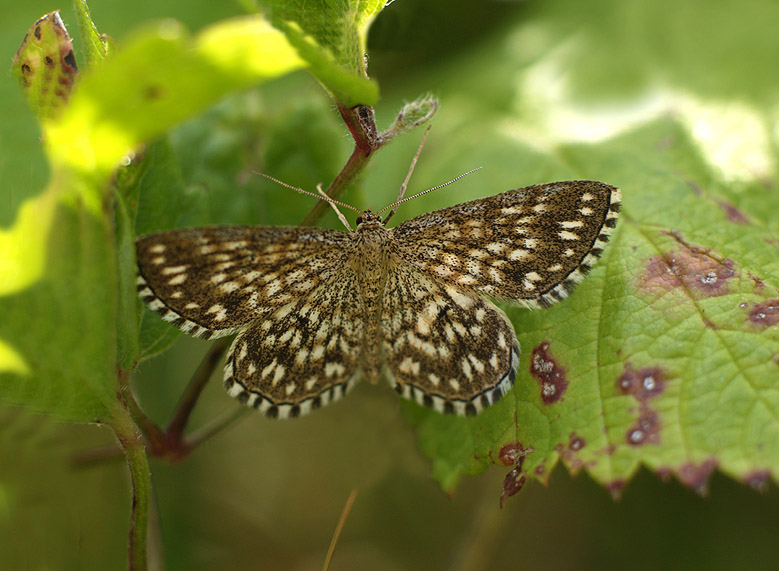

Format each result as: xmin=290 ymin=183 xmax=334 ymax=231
xmin=258 ymin=173 xmax=362 ymax=223
xmin=377 ymin=167 xmax=483 ymax=218
xmin=383 ymin=125 xmax=432 ymax=224
xmin=317 ymin=184 xmax=353 ymax=231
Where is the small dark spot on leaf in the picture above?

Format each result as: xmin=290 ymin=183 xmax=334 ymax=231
xmin=63 ymin=49 xmax=78 ymax=71
xmin=534 ymin=465 xmax=546 ymax=477
xmin=21 ymin=63 xmax=32 ymax=75
xmin=677 ymin=458 xmax=717 ymax=495
xmin=626 ymin=409 xmax=660 ymax=446
xmin=44 ymin=55 xmax=55 ymax=68
xmin=748 ymin=273 xmax=765 ymax=293
xmin=743 ymin=470 xmax=770 ymax=492
xmin=598 ymin=442 xmax=618 ymax=456
xmin=569 ymin=433 xmax=586 ymax=451
xmin=144 ymin=84 xmax=163 ymax=100
xmin=746 ymin=299 xmax=779 ymax=329
xmin=686 ymin=180 xmax=703 ymax=196
xmin=640 ymin=247 xmax=735 ymax=299
xmin=606 ymin=479 xmax=625 ymax=499
xmin=617 ymin=363 xmax=667 ymax=400
xmin=718 ymin=200 xmax=749 ymax=224
xmin=34 ymin=25 xmax=42 ymax=40
xmin=530 ymin=341 xmax=567 ymax=404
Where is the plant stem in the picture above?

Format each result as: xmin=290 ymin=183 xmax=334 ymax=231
xmin=301 ymin=104 xmax=380 ymax=226
xmin=109 ymin=400 xmax=152 ymax=571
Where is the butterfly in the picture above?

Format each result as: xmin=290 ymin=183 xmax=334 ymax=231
xmin=136 ymin=180 xmax=620 ymax=418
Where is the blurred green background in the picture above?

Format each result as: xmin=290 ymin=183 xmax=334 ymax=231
xmin=2 ymin=0 xmax=778 ymax=569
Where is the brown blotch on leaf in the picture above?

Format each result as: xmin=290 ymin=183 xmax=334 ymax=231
xmin=498 ymin=444 xmax=532 ymax=507
xmin=626 ymin=409 xmax=660 ymax=447
xmin=618 ymin=363 xmax=666 ymax=446
xmin=718 ymin=200 xmax=750 ymax=224
xmin=496 ymin=441 xmax=528 ymax=466
xmin=641 ymin=246 xmax=735 ymax=299
xmin=747 ymin=299 xmax=779 ymax=329
xmin=500 ymin=466 xmax=526 ymax=508
xmin=530 ymin=341 xmax=567 ymax=404
xmin=617 ymin=364 xmax=667 ymax=401
xmin=677 ymin=458 xmax=718 ymax=495
xmin=34 ymin=25 xmax=42 ymax=41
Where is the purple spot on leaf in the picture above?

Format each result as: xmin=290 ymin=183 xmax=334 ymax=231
xmin=677 ymin=459 xmax=718 ymax=495
xmin=640 ymin=248 xmax=735 ymax=299
xmin=747 ymin=299 xmax=779 ymax=329
xmin=530 ymin=342 xmax=567 ymax=404
xmin=718 ymin=200 xmax=750 ymax=224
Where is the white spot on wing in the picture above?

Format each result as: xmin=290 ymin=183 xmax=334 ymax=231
xmin=558 ymin=230 xmax=580 ymax=241
xmin=509 ymin=249 xmax=530 ymax=261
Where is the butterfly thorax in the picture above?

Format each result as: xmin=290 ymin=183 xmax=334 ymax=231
xmin=351 ymin=212 xmax=394 ymax=382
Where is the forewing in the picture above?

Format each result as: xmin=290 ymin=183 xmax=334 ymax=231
xmin=382 ymin=263 xmax=519 ymax=416
xmin=392 ymin=181 xmax=621 ymax=308
xmin=224 ymin=268 xmax=364 ymax=418
xmin=136 ymin=226 xmax=351 ymax=339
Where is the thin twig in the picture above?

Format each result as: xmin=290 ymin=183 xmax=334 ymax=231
xmin=166 ymin=338 xmax=230 ymax=438
xmin=185 ymin=405 xmax=252 ymax=449
xmin=323 ymin=489 xmax=359 ymax=571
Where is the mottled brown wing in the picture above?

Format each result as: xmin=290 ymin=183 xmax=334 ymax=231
xmin=136 ymin=226 xmax=351 ymax=339
xmin=224 ymin=267 xmax=364 ymax=419
xmin=392 ymin=181 xmax=621 ymax=308
xmin=381 ymin=261 xmax=519 ymax=416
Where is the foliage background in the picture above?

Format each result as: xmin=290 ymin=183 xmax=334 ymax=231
xmin=1 ymin=0 xmax=778 ymax=569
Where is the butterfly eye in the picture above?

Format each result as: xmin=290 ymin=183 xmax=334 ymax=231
xmin=356 ymin=216 xmax=363 ymax=225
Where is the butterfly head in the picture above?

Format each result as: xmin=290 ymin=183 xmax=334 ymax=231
xmin=355 ymin=210 xmax=384 ymax=229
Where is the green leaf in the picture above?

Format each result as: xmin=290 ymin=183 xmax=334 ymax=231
xmin=44 ymin=15 xmax=308 ymax=181
xmin=393 ymin=62 xmax=779 ymax=495
xmin=73 ymin=0 xmax=109 ymax=66
xmin=11 ymin=11 xmax=79 ymax=121
xmin=257 ymin=0 xmax=383 ymax=106
xmin=0 ymin=12 xmax=319 ymax=421
xmin=0 ymin=170 xmax=118 ymax=422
